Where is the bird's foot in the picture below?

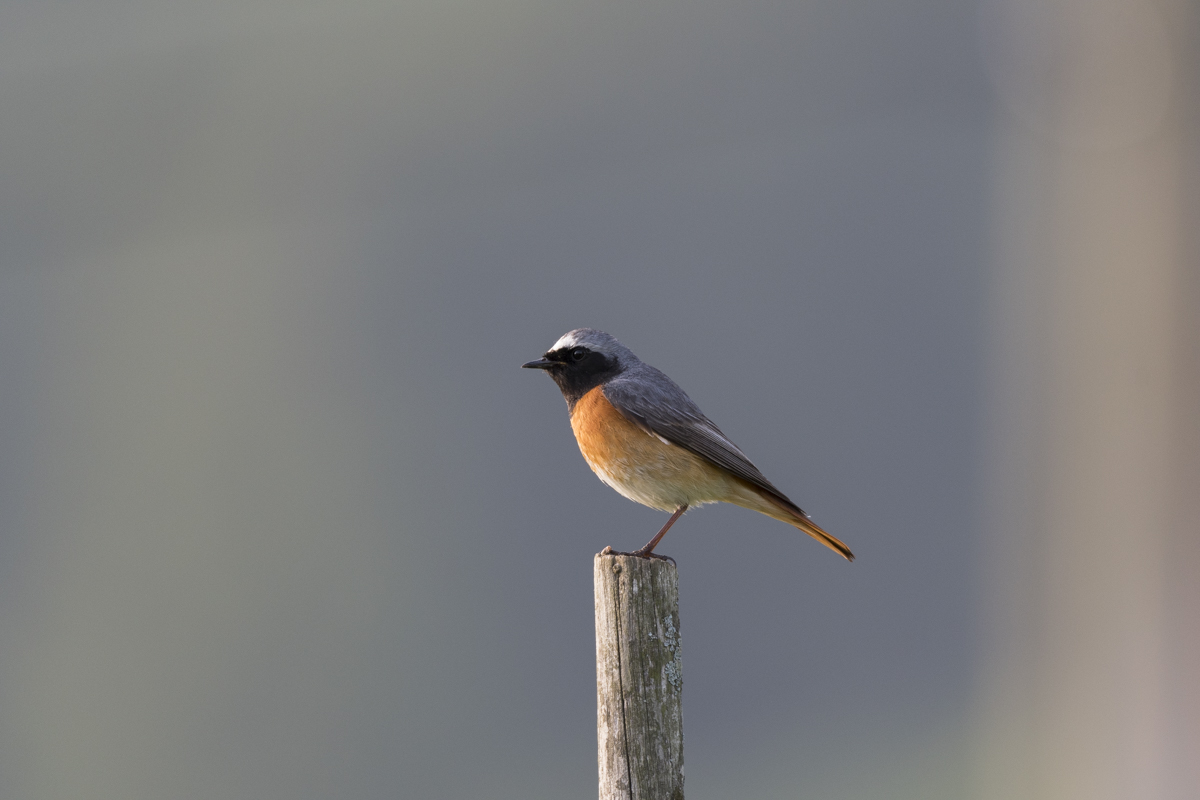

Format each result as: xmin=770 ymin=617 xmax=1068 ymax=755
xmin=600 ymin=545 xmax=676 ymax=566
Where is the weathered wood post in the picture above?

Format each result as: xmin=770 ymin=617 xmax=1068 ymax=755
xmin=594 ymin=547 xmax=684 ymax=800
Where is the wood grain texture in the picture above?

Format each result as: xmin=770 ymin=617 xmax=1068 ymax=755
xmin=595 ymin=551 xmax=684 ymax=800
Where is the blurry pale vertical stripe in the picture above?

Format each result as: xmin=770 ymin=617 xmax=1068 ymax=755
xmin=976 ymin=1 xmax=1198 ymax=799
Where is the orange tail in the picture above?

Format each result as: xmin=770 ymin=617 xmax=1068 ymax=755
xmin=782 ymin=506 xmax=854 ymax=561
xmin=750 ymin=490 xmax=855 ymax=561
xmin=724 ymin=480 xmax=855 ymax=560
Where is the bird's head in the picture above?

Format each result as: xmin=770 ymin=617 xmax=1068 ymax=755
xmin=522 ymin=328 xmax=634 ymax=406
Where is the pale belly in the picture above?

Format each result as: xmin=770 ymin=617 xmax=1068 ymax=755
xmin=584 ymin=441 xmax=736 ymax=511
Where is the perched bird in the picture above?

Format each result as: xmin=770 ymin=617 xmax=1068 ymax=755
xmin=522 ymin=328 xmax=853 ymax=561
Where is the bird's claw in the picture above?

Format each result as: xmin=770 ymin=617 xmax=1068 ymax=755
xmin=600 ymin=545 xmax=675 ymax=566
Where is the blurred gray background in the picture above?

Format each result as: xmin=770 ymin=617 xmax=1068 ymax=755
xmin=1 ymin=2 xmax=1196 ymax=799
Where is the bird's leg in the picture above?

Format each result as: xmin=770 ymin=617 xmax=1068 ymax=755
xmin=631 ymin=504 xmax=688 ymax=561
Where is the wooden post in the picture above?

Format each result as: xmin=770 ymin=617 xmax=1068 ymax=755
xmin=594 ymin=548 xmax=684 ymax=800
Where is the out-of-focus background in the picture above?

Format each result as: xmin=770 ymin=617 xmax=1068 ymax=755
xmin=0 ymin=2 xmax=1196 ymax=798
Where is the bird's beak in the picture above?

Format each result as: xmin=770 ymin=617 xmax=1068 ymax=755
xmin=521 ymin=358 xmax=555 ymax=370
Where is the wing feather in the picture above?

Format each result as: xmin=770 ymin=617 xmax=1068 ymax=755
xmin=601 ymin=368 xmax=809 ymax=517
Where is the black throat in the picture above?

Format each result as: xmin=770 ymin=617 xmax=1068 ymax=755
xmin=549 ymin=353 xmax=622 ymax=411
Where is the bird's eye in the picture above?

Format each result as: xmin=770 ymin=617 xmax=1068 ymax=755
xmin=571 ymin=348 xmax=586 ymax=362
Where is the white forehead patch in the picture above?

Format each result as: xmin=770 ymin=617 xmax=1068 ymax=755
xmin=551 ymin=330 xmax=585 ymax=351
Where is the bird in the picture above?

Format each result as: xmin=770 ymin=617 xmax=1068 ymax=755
xmin=522 ymin=328 xmax=853 ymax=561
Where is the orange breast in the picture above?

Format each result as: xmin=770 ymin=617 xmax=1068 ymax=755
xmin=569 ymin=386 xmax=734 ymax=511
